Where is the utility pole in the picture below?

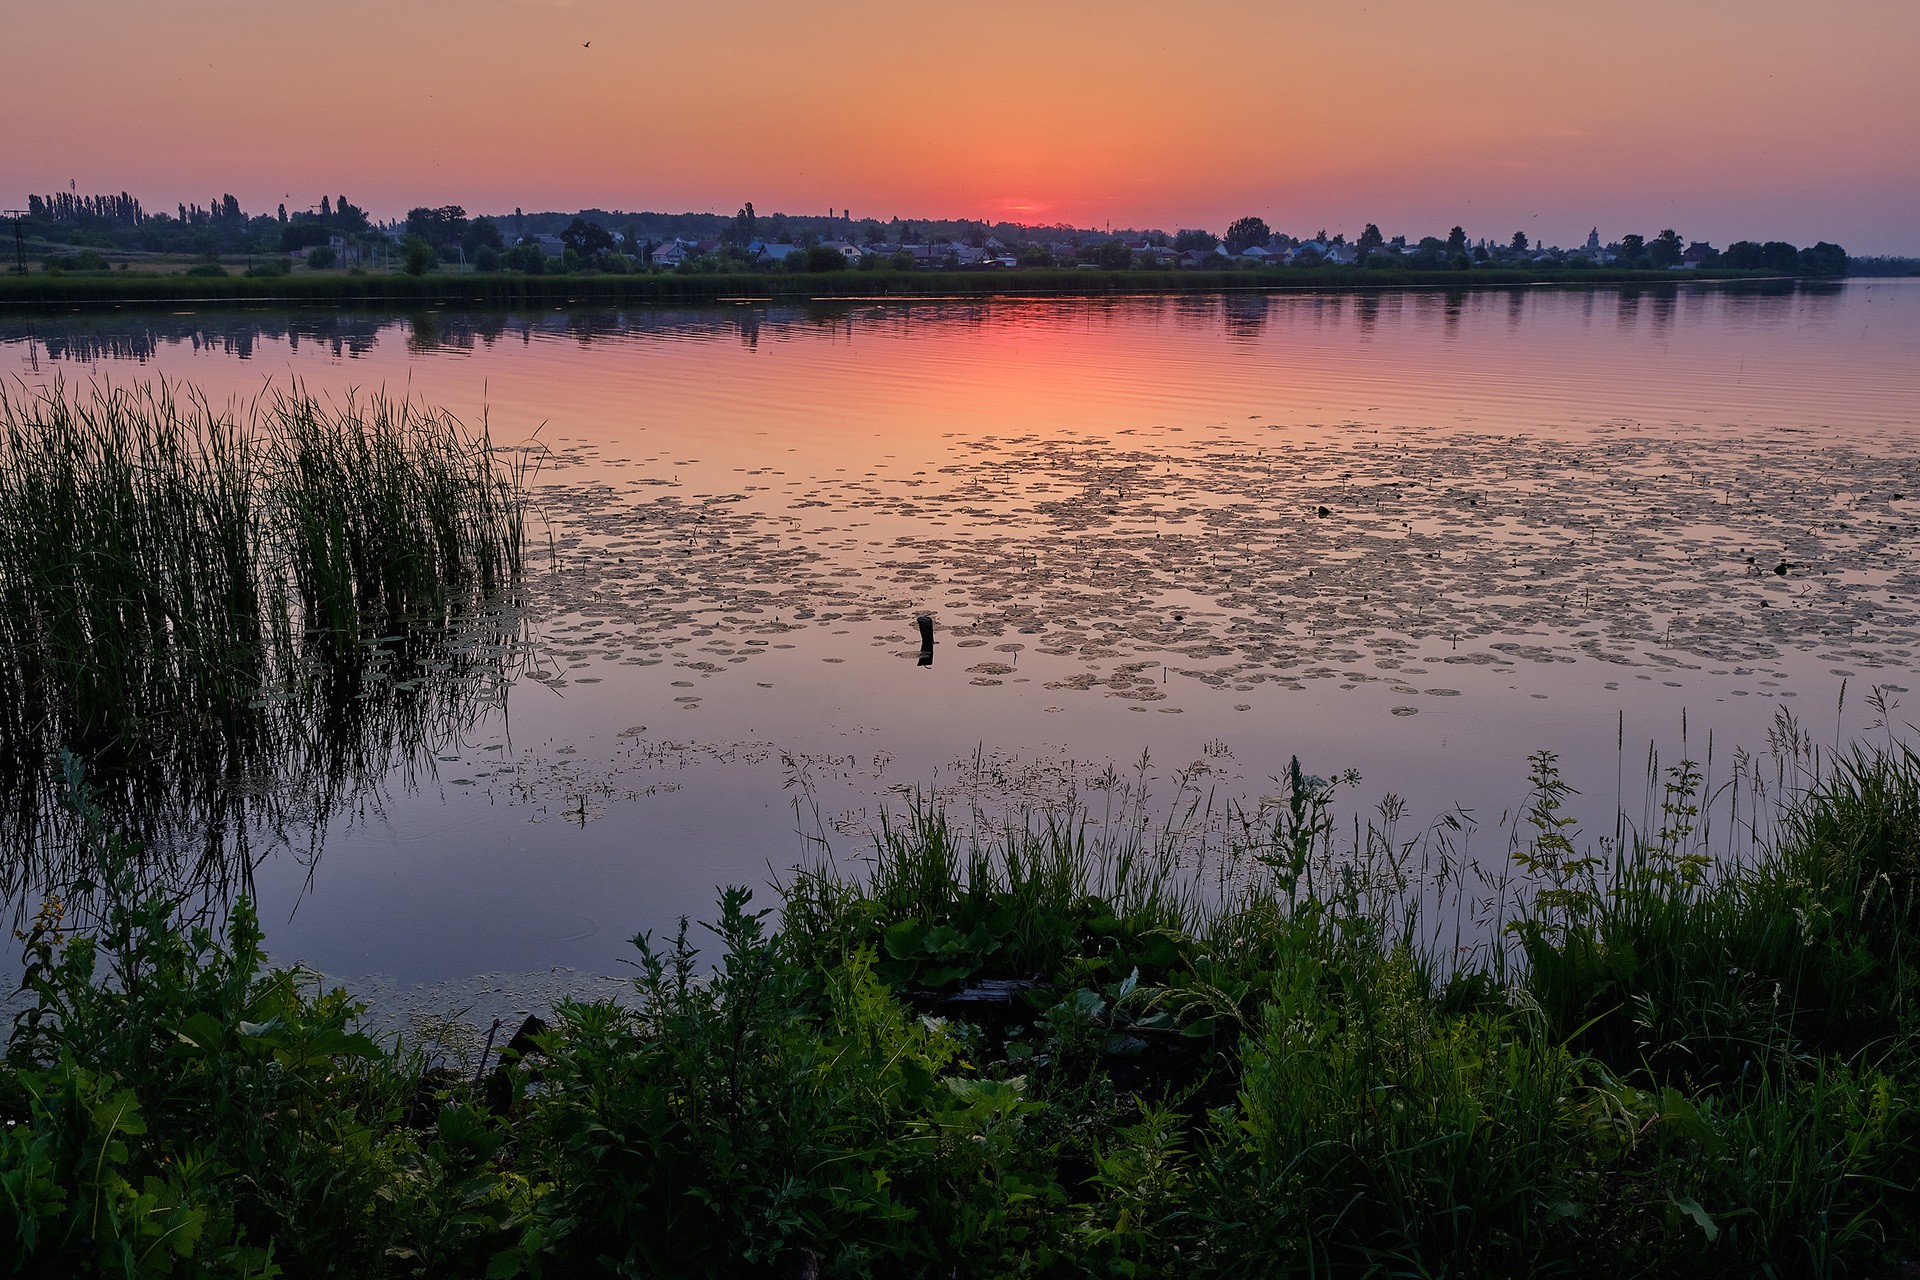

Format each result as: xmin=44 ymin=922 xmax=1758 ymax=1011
xmin=1 ymin=211 xmax=27 ymax=273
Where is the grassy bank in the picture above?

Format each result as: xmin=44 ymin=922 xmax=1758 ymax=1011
xmin=0 ymin=265 xmax=1773 ymax=308
xmin=3 ymin=743 xmax=1914 ymax=1277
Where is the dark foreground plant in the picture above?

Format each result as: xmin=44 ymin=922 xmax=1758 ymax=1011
xmin=3 ymin=748 xmax=1916 ymax=1277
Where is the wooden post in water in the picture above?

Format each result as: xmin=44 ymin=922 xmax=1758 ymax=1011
xmin=916 ymin=613 xmax=934 ymax=666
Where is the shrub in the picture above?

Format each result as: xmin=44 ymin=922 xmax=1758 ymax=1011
xmin=400 ymin=235 xmax=436 ymax=276
xmin=4 ymin=743 xmax=1916 ymax=1275
xmin=803 ymin=244 xmax=848 ymax=272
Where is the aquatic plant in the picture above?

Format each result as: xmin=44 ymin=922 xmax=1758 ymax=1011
xmin=0 ymin=377 xmax=530 ymax=904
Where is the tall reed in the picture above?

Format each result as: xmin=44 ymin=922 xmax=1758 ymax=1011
xmin=0 ymin=377 xmax=529 ymax=897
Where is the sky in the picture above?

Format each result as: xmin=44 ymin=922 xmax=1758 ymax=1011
xmin=7 ymin=0 xmax=1918 ymax=253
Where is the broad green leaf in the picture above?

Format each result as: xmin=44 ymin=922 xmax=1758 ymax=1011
xmin=1672 ymin=1196 xmax=1719 ymax=1242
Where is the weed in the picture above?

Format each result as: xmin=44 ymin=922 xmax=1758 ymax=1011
xmin=4 ymin=743 xmax=1917 ymax=1275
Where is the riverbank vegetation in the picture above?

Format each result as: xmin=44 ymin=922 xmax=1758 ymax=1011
xmin=0 ymin=264 xmax=1778 ymax=308
xmin=0 ymin=379 xmax=529 ymax=892
xmin=4 ymin=735 xmax=1914 ymax=1277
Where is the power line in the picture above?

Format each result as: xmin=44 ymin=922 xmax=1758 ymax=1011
xmin=1 ymin=211 xmax=27 ymax=273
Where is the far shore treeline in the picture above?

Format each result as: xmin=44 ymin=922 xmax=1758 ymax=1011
xmin=0 ymin=265 xmax=1837 ymax=308
xmin=5 ymin=188 xmax=1904 ymax=302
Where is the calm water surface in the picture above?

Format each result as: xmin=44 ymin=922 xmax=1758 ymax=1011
xmin=5 ymin=281 xmax=1919 ymax=988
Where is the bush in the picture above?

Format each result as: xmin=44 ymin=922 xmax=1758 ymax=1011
xmin=1 ymin=872 xmax=467 ymax=1275
xmin=502 ymin=243 xmax=545 ymax=273
xmin=4 ymin=746 xmax=1916 ymax=1275
xmin=803 ymin=244 xmax=848 ymax=272
xmin=304 ymin=245 xmax=336 ymax=270
xmin=400 ymin=234 xmax=437 ymax=276
xmin=1207 ymin=932 xmax=1586 ymax=1271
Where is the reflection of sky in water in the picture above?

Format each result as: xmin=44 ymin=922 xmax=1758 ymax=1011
xmin=5 ymin=281 xmax=1919 ymax=987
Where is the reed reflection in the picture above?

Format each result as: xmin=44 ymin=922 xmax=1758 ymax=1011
xmin=0 ymin=377 xmax=533 ymax=918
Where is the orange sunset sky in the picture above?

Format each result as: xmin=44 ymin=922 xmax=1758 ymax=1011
xmin=8 ymin=0 xmax=1918 ymax=252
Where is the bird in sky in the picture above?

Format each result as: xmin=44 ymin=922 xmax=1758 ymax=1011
xmin=583 ymin=41 xmax=591 ymax=48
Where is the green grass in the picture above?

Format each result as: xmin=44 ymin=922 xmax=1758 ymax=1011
xmin=0 ymin=379 xmax=529 ymax=897
xmin=3 ymin=739 xmax=1914 ymax=1277
xmin=0 ymin=264 xmax=1776 ymax=307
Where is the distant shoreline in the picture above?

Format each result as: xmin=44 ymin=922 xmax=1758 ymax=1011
xmin=0 ymin=265 xmax=1816 ymax=309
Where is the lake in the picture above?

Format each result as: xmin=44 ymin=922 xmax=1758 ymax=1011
xmin=5 ymin=280 xmax=1919 ymax=999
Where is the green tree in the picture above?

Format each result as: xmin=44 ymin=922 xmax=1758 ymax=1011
xmin=504 ymin=241 xmax=546 ymax=273
xmin=329 ymin=195 xmax=370 ymax=235
xmin=1173 ymin=228 xmax=1218 ymax=252
xmin=560 ymin=216 xmax=616 ymax=259
xmin=1446 ymin=225 xmax=1467 ymax=255
xmin=405 ymin=205 xmax=467 ymax=251
xmin=726 ymin=202 xmax=758 ymax=248
xmin=1760 ymin=240 xmax=1801 ymax=272
xmin=803 ymin=243 xmax=848 ymax=272
xmin=1356 ymin=223 xmax=1385 ymax=259
xmin=463 ymin=217 xmax=505 ymax=256
xmin=401 ymin=234 xmax=437 ymax=275
xmin=1510 ymin=231 xmax=1529 ymax=253
xmin=1081 ymin=240 xmax=1132 ymax=269
xmin=1799 ymin=241 xmax=1848 ymax=275
xmin=1224 ymin=216 xmax=1271 ymax=254
xmin=279 ymin=219 xmax=330 ymax=253
xmin=1648 ymin=228 xmax=1683 ymax=268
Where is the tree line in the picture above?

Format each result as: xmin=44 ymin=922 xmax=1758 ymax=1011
xmin=9 ymin=186 xmax=1858 ymax=280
